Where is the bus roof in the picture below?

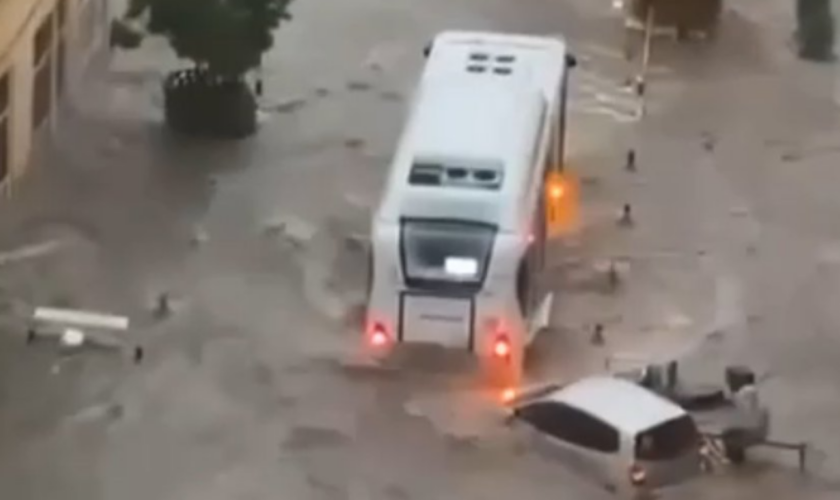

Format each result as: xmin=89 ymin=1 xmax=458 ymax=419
xmin=376 ymin=31 xmax=569 ymax=232
xmin=411 ymin=82 xmax=537 ymax=164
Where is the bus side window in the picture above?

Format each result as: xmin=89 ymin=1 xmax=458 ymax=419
xmin=516 ymin=259 xmax=530 ymax=316
xmin=557 ymin=70 xmax=569 ymax=168
xmin=533 ymin=195 xmax=546 ymax=270
xmin=545 ymin=117 xmax=557 ymax=177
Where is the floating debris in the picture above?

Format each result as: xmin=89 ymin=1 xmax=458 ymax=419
xmin=190 ymin=226 xmax=208 ymax=247
xmin=344 ymin=138 xmax=365 ymax=149
xmin=60 ymin=327 xmax=86 ymax=348
xmin=265 ymin=95 xmax=307 ymax=113
xmin=347 ymin=80 xmax=372 ymax=92
xmin=0 ymin=240 xmax=63 ymax=267
xmin=262 ymin=215 xmax=317 ymax=246
xmin=380 ymin=90 xmax=403 ymax=102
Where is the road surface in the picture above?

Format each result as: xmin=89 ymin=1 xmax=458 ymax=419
xmin=1 ymin=0 xmax=840 ymax=498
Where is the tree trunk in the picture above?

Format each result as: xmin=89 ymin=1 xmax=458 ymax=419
xmin=797 ymin=0 xmax=836 ymax=62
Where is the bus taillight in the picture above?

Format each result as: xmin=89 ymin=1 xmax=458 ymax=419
xmin=500 ymin=387 xmax=517 ymax=404
xmin=492 ymin=334 xmax=512 ymax=359
xmin=369 ymin=322 xmax=390 ymax=347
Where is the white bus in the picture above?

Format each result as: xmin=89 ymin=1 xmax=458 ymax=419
xmin=365 ymin=31 xmax=575 ymax=385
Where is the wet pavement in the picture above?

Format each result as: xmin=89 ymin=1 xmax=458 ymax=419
xmin=2 ymin=0 xmax=840 ymax=498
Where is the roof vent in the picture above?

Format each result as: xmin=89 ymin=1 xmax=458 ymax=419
xmin=446 ymin=168 xmax=469 ymax=180
xmin=408 ymin=163 xmax=443 ymax=186
xmin=473 ymin=170 xmax=500 ymax=183
xmin=466 ymin=64 xmax=487 ymax=73
xmin=492 ymin=67 xmax=512 ymax=75
xmin=495 ymin=54 xmax=515 ymax=63
xmin=409 ymin=162 xmax=503 ymax=190
xmin=469 ymin=52 xmax=490 ymax=61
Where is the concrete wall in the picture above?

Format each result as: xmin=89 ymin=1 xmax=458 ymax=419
xmin=0 ymin=0 xmax=110 ymax=192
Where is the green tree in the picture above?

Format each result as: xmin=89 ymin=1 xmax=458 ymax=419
xmin=113 ymin=0 xmax=294 ymax=77
xmin=797 ymin=0 xmax=835 ymax=62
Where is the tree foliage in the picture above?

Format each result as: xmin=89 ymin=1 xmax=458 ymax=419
xmin=119 ymin=0 xmax=294 ymax=76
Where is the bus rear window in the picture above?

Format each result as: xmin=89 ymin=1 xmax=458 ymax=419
xmin=400 ymin=218 xmax=496 ymax=289
xmin=635 ymin=415 xmax=700 ymax=461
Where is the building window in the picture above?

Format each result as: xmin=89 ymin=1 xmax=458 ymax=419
xmin=0 ymin=71 xmax=10 ymax=184
xmin=32 ymin=13 xmax=55 ymax=130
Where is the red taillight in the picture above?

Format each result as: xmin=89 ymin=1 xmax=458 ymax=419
xmin=500 ymin=387 xmax=517 ymax=404
xmin=492 ymin=335 xmax=511 ymax=358
xmin=629 ymin=463 xmax=647 ymax=486
xmin=369 ymin=322 xmax=389 ymax=347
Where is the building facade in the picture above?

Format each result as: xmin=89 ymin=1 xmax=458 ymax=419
xmin=0 ymin=0 xmax=110 ymax=191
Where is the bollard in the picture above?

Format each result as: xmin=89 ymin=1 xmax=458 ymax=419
xmin=133 ymin=345 xmax=144 ymax=364
xmin=702 ymin=133 xmax=716 ymax=152
xmin=591 ymin=323 xmax=605 ymax=345
xmin=626 ymin=149 xmax=637 ymax=172
xmin=155 ymin=292 xmax=171 ymax=319
xmin=618 ymin=204 xmax=634 ymax=226
xmin=634 ymin=77 xmax=646 ymax=98
xmin=607 ymin=261 xmax=621 ymax=290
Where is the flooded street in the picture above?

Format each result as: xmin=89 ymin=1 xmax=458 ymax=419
xmin=2 ymin=0 xmax=840 ymax=498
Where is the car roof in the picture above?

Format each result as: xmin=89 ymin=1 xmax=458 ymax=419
xmin=542 ymin=376 xmax=688 ymax=435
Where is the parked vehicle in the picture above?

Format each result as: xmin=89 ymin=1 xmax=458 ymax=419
xmin=507 ymin=376 xmax=705 ymax=497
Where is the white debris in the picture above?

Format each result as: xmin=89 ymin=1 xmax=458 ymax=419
xmin=263 ymin=95 xmax=307 ymax=113
xmin=362 ymin=42 xmax=406 ymax=71
xmin=60 ymin=328 xmax=86 ymax=348
xmin=343 ymin=192 xmax=372 ymax=210
xmin=66 ymin=401 xmax=124 ymax=425
xmin=256 ymin=110 xmax=272 ymax=124
xmin=664 ymin=312 xmax=693 ymax=330
xmin=34 ymin=307 xmax=130 ymax=331
xmin=262 ymin=215 xmax=317 ymax=245
xmin=0 ymin=240 xmax=63 ymax=267
xmin=190 ymin=226 xmax=208 ymax=246
xmin=592 ymin=259 xmax=630 ymax=274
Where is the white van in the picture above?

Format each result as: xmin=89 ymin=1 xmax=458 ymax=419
xmin=365 ymin=31 xmax=575 ymax=386
xmin=509 ymin=377 xmax=704 ymax=496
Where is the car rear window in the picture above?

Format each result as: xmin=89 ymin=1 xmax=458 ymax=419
xmin=635 ymin=415 xmax=700 ymax=461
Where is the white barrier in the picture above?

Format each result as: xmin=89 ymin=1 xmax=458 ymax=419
xmin=33 ymin=307 xmax=129 ymax=331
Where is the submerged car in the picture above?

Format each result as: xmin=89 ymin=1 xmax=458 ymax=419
xmin=507 ymin=376 xmax=705 ymax=497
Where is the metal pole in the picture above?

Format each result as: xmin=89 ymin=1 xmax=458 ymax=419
xmin=637 ymin=6 xmax=654 ymax=119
